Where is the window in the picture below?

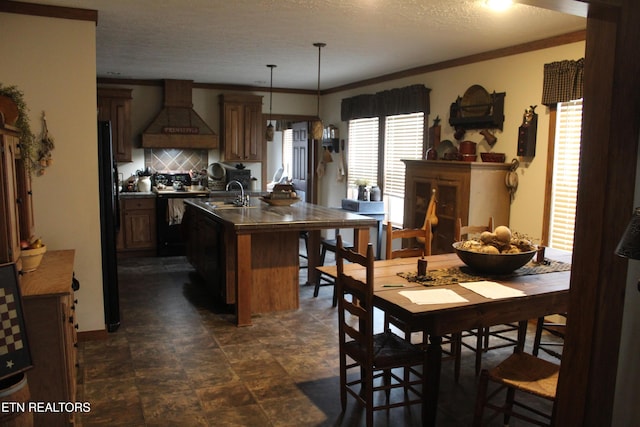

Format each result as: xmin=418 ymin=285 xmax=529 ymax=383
xmin=282 ymin=129 xmax=293 ymax=179
xmin=384 ymin=113 xmax=424 ymax=225
xmin=348 ymin=113 xmax=424 ymax=226
xmin=347 ymin=117 xmax=379 ymax=189
xmin=547 ymin=99 xmax=582 ymax=251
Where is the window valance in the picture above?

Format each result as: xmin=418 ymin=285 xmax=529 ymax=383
xmin=341 ymin=84 xmax=430 ymax=121
xmin=541 ymin=58 xmax=584 ymax=106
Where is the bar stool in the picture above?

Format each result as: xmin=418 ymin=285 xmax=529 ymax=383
xmin=313 ymin=229 xmax=352 ymax=307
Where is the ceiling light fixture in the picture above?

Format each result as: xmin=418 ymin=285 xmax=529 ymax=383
xmin=311 ymin=42 xmax=326 ymax=140
xmin=485 ymin=0 xmax=513 ymax=11
xmin=265 ymin=64 xmax=277 ymax=142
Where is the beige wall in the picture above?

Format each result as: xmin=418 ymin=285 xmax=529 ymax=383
xmin=1 ymin=12 xmax=103 ymax=332
xmin=319 ymin=41 xmax=586 ymax=242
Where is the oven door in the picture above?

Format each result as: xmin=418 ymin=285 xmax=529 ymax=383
xmin=156 ymin=193 xmax=208 ymax=256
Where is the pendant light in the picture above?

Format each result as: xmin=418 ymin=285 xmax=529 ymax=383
xmin=265 ymin=64 xmax=277 ymax=141
xmin=311 ymin=42 xmax=326 ymax=140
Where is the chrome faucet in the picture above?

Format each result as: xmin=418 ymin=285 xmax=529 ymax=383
xmin=226 ymin=180 xmax=248 ymax=206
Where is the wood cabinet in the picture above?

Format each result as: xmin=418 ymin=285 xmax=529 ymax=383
xmin=118 ymin=196 xmax=156 ymax=256
xmin=98 ymin=87 xmax=132 ymax=163
xmin=220 ymin=94 xmax=263 ymax=162
xmin=20 ymin=250 xmax=77 ymax=427
xmin=403 ymin=160 xmax=510 ymax=254
xmin=0 ymin=124 xmax=21 ymax=265
xmin=184 ymin=205 xmax=227 ymax=300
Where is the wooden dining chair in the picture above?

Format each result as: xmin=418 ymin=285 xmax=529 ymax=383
xmin=385 ymin=220 xmax=432 ymax=260
xmin=335 ymin=235 xmax=427 ymax=427
xmin=532 ymin=313 xmax=566 ymax=360
xmin=473 ymin=350 xmax=559 ymax=426
xmin=382 ymin=221 xmax=462 ymax=380
xmin=454 ymin=216 xmax=520 ymax=376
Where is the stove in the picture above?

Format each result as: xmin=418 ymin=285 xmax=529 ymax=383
xmin=153 ymin=173 xmax=209 ymax=256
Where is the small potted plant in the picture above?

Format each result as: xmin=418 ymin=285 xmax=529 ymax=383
xmin=0 ymin=84 xmax=38 ymax=177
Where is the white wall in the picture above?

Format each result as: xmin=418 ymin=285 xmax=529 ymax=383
xmin=0 ymin=12 xmax=104 ymax=332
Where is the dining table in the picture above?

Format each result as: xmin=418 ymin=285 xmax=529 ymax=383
xmin=317 ymin=247 xmax=572 ymax=426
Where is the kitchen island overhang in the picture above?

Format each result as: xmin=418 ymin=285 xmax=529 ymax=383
xmin=184 ymin=198 xmax=377 ymax=326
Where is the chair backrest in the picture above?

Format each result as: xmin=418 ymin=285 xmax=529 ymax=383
xmin=454 ymin=217 xmax=494 ymax=241
xmin=385 ymin=221 xmax=432 ymax=259
xmin=336 ymin=235 xmax=376 ymax=360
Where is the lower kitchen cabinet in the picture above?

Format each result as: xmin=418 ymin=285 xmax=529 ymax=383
xmin=184 ymin=205 xmax=227 ymax=300
xmin=20 ymin=249 xmax=77 ymax=427
xmin=118 ymin=195 xmax=156 ymax=257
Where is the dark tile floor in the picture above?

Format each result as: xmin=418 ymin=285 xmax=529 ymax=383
xmin=76 ymin=251 xmax=561 ymax=427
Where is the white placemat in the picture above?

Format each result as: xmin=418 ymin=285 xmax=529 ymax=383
xmin=459 ymin=281 xmax=526 ymax=299
xmin=399 ymin=289 xmax=469 ymax=305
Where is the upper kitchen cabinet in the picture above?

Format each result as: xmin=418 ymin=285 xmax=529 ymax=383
xmin=220 ymin=94 xmax=263 ymax=162
xmin=98 ymin=87 xmax=132 ymax=163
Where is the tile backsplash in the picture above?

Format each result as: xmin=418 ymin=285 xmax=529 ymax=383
xmin=145 ymin=148 xmax=208 ymax=173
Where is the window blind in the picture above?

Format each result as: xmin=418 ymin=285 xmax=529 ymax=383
xmin=549 ymin=99 xmax=582 ymax=251
xmin=347 ymin=118 xmax=379 ymax=188
xmin=384 ymin=112 xmax=424 ymax=226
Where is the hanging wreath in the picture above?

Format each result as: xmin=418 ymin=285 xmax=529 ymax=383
xmin=35 ymin=112 xmax=55 ymax=175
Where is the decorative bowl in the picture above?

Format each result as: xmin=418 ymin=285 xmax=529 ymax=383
xmin=480 ymin=152 xmax=506 ymax=163
xmin=20 ymin=245 xmax=47 ymax=272
xmin=452 ymin=242 xmax=536 ymax=274
xmin=259 ymin=196 xmax=301 ymax=206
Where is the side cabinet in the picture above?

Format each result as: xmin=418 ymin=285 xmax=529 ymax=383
xmin=98 ymin=87 xmax=133 ymax=163
xmin=403 ymin=160 xmax=511 ymax=254
xmin=0 ymin=124 xmax=21 ymax=265
xmin=20 ymin=250 xmax=77 ymax=427
xmin=118 ymin=196 xmax=156 ymax=256
xmin=219 ymin=94 xmax=263 ymax=162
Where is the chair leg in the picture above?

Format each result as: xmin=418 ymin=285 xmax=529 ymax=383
xmin=313 ymin=246 xmax=329 ymax=297
xmin=532 ymin=316 xmax=544 ymax=356
xmin=504 ymin=387 xmax=516 ymax=425
xmin=473 ymin=369 xmax=490 ymax=427
xmin=475 ymin=329 xmax=484 ymax=376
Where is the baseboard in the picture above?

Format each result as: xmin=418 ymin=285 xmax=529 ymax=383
xmin=78 ymin=329 xmax=108 ymax=341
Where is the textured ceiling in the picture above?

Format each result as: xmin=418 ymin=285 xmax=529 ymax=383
xmin=18 ymin=0 xmax=586 ymax=90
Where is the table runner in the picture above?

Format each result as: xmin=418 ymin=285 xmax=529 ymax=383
xmin=397 ymin=259 xmax=571 ymax=287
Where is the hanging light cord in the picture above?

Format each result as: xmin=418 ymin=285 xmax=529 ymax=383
xmin=314 ymin=42 xmax=326 ymax=118
xmin=267 ymin=64 xmax=276 ymax=122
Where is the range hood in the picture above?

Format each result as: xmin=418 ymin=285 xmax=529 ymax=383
xmin=142 ymin=79 xmax=218 ymax=149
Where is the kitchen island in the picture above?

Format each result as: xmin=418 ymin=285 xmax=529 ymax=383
xmin=184 ymin=198 xmax=377 ymax=326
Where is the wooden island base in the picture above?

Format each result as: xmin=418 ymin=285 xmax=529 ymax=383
xmin=184 ymin=199 xmax=376 ymax=326
xmin=226 ymin=231 xmax=300 ymax=316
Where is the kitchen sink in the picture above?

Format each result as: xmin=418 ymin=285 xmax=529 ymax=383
xmin=203 ymin=201 xmax=256 ymax=209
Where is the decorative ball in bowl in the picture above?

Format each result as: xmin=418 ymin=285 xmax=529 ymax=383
xmin=452 ymin=241 xmax=537 ymax=275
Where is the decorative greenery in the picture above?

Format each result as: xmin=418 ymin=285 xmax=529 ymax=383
xmin=0 ymin=83 xmax=38 ymax=177
xmin=354 ymin=178 xmax=370 ymax=186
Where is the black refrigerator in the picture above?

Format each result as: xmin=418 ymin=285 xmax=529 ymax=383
xmin=97 ymin=120 xmax=121 ymax=332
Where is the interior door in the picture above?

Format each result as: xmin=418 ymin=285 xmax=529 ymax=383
xmin=291 ymin=121 xmax=311 ymax=202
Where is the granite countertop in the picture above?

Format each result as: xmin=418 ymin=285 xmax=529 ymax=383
xmin=119 ymin=191 xmax=155 ymax=198
xmin=119 ymin=190 xmax=268 ymax=199
xmin=185 ymin=198 xmax=377 ymax=232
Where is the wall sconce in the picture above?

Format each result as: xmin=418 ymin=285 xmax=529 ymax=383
xmin=616 ymin=207 xmax=640 ymax=291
